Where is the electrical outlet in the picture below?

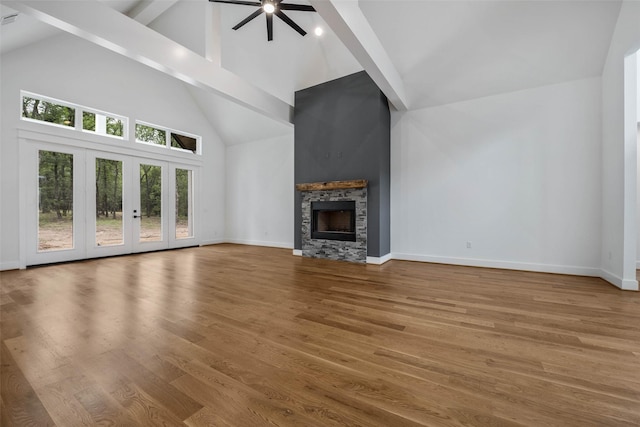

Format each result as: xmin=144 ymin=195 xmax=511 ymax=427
xmin=466 ymin=241 xmax=472 ymax=249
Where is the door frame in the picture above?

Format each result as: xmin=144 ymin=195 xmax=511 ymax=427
xmin=169 ymin=163 xmax=200 ymax=249
xmin=22 ymin=141 xmax=87 ymax=266
xmin=132 ymin=157 xmax=169 ymax=254
xmin=86 ymin=150 xmax=134 ymax=259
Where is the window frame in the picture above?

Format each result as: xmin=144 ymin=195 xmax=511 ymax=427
xmin=20 ymin=91 xmax=129 ymax=140
xmin=135 ymin=120 xmax=201 ymax=155
xmin=81 ymin=107 xmax=128 ymax=140
xmin=20 ymin=92 xmax=77 ymax=130
xmin=20 ymin=91 xmax=202 ymax=157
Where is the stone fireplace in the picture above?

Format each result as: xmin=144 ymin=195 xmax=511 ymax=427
xmin=298 ymin=180 xmax=367 ymax=263
xmin=294 ymin=71 xmax=390 ymax=263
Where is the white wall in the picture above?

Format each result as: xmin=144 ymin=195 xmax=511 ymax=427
xmin=601 ymin=1 xmax=640 ymax=289
xmin=637 ymin=51 xmax=640 ymax=268
xmin=391 ymin=77 xmax=602 ymax=276
xmin=637 ymin=122 xmax=640 ymax=268
xmin=0 ymin=33 xmax=226 ymax=269
xmin=225 ymin=134 xmax=294 ymax=248
xmin=637 ymin=53 xmax=640 ymax=123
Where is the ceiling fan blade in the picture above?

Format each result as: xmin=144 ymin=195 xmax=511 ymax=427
xmin=274 ymin=9 xmax=306 ymax=36
xmin=209 ymin=0 xmax=262 ymax=6
xmin=232 ymin=8 xmax=264 ymax=30
xmin=279 ymin=4 xmax=315 ymax=12
xmin=267 ymin=13 xmax=273 ymax=41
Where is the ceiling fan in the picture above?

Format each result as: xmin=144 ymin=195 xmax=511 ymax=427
xmin=209 ymin=0 xmax=316 ymax=41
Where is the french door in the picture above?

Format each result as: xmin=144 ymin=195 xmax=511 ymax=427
xmin=25 ymin=143 xmax=86 ymax=265
xmin=24 ymin=142 xmax=198 ymax=266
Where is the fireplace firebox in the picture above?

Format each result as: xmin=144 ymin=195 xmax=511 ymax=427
xmin=311 ymin=201 xmax=356 ymax=242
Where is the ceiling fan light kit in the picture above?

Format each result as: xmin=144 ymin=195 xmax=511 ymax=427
xmin=263 ymin=2 xmax=275 ymax=13
xmin=209 ymin=0 xmax=316 ymax=41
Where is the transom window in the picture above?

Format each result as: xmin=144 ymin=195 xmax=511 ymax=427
xmin=21 ymin=91 xmax=127 ymax=140
xmin=135 ymin=121 xmax=200 ymax=154
xmin=20 ymin=91 xmax=201 ymax=156
xmin=22 ymin=95 xmax=76 ymax=128
xmin=83 ymin=111 xmax=125 ymax=137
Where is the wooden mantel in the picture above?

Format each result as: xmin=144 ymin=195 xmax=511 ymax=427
xmin=296 ymin=179 xmax=368 ymax=191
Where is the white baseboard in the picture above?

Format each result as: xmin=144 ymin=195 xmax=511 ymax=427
xmin=199 ymin=239 xmax=225 ymax=246
xmin=600 ymin=269 xmax=639 ymax=290
xmin=225 ymin=239 xmax=293 ymax=250
xmin=391 ymin=252 xmax=601 ymax=277
xmin=366 ymin=253 xmax=393 ymax=265
xmin=292 ymin=249 xmax=302 ymax=256
xmin=0 ymin=261 xmax=20 ymax=271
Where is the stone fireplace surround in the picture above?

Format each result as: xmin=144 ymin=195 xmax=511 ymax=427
xmin=294 ymin=71 xmax=390 ymax=262
xmin=297 ymin=180 xmax=367 ymax=263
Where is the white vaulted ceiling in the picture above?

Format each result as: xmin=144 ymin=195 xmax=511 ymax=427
xmin=218 ymin=0 xmax=362 ymax=105
xmin=358 ymin=0 xmax=622 ymax=109
xmin=0 ymin=1 xmax=142 ymax=55
xmin=0 ymin=0 xmax=624 ymax=144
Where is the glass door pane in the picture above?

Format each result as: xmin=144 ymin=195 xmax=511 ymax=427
xmin=139 ymin=164 xmax=163 ymax=242
xmin=95 ymin=158 xmax=123 ymax=246
xmin=26 ymin=143 xmax=85 ymax=266
xmin=175 ymin=168 xmax=193 ymax=239
xmin=38 ymin=150 xmax=74 ymax=251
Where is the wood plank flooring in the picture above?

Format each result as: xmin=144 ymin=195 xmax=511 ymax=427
xmin=2 ymin=244 xmax=640 ymax=426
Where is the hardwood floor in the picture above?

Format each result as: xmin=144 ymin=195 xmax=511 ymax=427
xmin=2 ymin=244 xmax=640 ymax=426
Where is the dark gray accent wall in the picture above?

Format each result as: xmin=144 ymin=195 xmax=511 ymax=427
xmin=294 ymin=71 xmax=390 ymax=257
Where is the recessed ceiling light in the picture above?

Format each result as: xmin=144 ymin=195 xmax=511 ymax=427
xmin=314 ymin=27 xmax=323 ymax=36
xmin=1 ymin=13 xmax=19 ymax=26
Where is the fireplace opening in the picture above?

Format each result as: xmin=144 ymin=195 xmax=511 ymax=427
xmin=311 ymin=201 xmax=356 ymax=242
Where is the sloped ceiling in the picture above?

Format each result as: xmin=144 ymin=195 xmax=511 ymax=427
xmin=358 ymin=0 xmax=622 ymax=109
xmin=0 ymin=0 xmax=624 ymax=143
xmin=0 ymin=1 xmax=141 ymax=55
xmin=217 ymin=0 xmax=362 ymax=105
xmin=0 ymin=3 xmax=59 ymax=54
xmin=147 ymin=0 xmax=362 ymax=144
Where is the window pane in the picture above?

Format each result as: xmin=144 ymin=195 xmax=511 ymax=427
xmin=38 ymin=150 xmax=73 ymax=251
xmin=83 ymin=112 xmax=96 ymax=131
xmin=175 ymin=169 xmax=193 ymax=239
xmin=136 ymin=124 xmax=166 ymax=146
xmin=139 ymin=164 xmax=162 ymax=242
xmin=95 ymin=158 xmax=123 ymax=246
xmin=23 ymin=96 xmax=75 ymax=127
xmin=106 ymin=117 xmax=124 ymax=137
xmin=171 ymin=133 xmax=197 ymax=153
